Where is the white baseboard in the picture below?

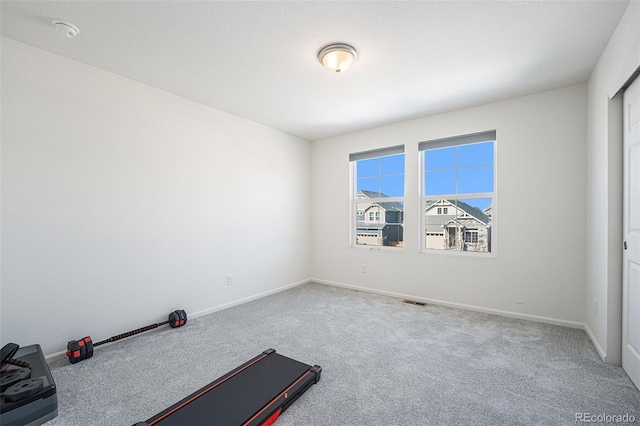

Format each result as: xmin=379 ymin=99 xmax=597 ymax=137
xmin=48 ymin=277 xmax=599 ymax=363
xmin=583 ymin=323 xmax=607 ymax=362
xmin=189 ymin=278 xmax=311 ymax=319
xmin=46 ymin=278 xmax=311 ymax=362
xmin=311 ymin=278 xmax=586 ymax=330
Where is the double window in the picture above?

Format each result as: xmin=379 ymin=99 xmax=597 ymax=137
xmin=420 ymin=131 xmax=495 ymax=254
xmin=350 ymin=146 xmax=405 ymax=248
xmin=349 ymin=131 xmax=495 ymax=255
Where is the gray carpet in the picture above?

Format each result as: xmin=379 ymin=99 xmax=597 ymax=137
xmin=46 ymin=283 xmax=640 ymax=425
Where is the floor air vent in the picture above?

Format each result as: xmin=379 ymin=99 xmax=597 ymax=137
xmin=403 ymin=300 xmax=427 ymax=306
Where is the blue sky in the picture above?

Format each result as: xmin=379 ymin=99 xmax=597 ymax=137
xmin=356 ymin=141 xmax=494 ymax=210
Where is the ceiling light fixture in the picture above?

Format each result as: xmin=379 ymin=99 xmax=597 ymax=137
xmin=52 ymin=20 xmax=80 ymax=38
xmin=317 ymin=43 xmax=358 ymax=74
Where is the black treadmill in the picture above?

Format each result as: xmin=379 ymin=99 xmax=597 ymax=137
xmin=134 ymin=349 xmax=321 ymax=426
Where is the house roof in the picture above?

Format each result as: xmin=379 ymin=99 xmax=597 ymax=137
xmin=426 ymin=215 xmax=457 ymax=234
xmin=358 ymin=190 xmax=383 ymax=198
xmin=358 ymin=190 xmax=403 ymax=212
xmin=425 ymin=199 xmax=490 ymax=230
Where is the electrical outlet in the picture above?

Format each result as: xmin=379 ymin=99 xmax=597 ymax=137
xmin=361 ymin=264 xmax=366 ymax=273
xmin=227 ymin=275 xmax=233 ymax=286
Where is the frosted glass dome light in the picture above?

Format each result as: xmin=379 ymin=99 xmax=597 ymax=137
xmin=318 ymin=43 xmax=358 ymax=73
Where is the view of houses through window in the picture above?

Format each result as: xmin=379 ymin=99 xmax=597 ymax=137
xmin=425 ymin=198 xmax=492 ymax=252
xmin=350 ymin=132 xmax=495 ymax=253
xmin=351 ymin=146 xmax=405 ymax=248
xmin=356 ymin=191 xmax=404 ymax=247
xmin=420 ymin=131 xmax=495 ymax=253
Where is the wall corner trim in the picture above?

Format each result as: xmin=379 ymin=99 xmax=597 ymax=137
xmin=187 ymin=278 xmax=312 ymax=319
xmin=311 ymin=278 xmax=585 ymax=329
xmin=583 ymin=323 xmax=608 ymax=363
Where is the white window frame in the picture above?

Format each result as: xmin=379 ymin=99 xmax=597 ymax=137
xmin=419 ymin=131 xmax=496 ymax=256
xmin=464 ymin=229 xmax=479 ymax=244
xmin=349 ymin=145 xmax=405 ymax=250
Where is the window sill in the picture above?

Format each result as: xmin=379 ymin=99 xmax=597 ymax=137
xmin=351 ymin=245 xmax=405 ymax=252
xmin=420 ymin=249 xmax=496 ymax=258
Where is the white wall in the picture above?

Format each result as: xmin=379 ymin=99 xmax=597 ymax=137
xmin=585 ymin=1 xmax=640 ymax=364
xmin=0 ymin=38 xmax=311 ymax=356
xmin=311 ymin=84 xmax=587 ymax=326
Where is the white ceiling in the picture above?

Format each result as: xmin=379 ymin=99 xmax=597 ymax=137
xmin=0 ymin=1 xmax=630 ymax=141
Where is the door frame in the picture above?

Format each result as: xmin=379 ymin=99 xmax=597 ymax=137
xmin=622 ymin=73 xmax=640 ymax=389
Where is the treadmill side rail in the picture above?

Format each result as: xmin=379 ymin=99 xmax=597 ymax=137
xmin=134 ymin=349 xmax=321 ymax=426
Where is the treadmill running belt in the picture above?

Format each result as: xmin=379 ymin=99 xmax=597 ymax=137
xmin=136 ymin=349 xmax=321 ymax=426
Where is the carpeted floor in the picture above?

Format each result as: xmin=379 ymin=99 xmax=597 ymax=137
xmin=46 ymin=283 xmax=640 ymax=425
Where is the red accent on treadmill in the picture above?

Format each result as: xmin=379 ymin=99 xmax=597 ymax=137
xmin=78 ymin=340 xmax=85 ymax=347
xmin=261 ymin=408 xmax=281 ymax=426
xmin=242 ymin=371 xmax=312 ymax=426
xmin=66 ymin=350 xmax=71 ymax=357
xmin=73 ymin=350 xmax=80 ymax=358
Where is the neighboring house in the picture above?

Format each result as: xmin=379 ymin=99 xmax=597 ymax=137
xmin=483 ymin=205 xmax=492 ymax=220
xmin=356 ymin=190 xmax=404 ymax=247
xmin=425 ymin=199 xmax=491 ymax=252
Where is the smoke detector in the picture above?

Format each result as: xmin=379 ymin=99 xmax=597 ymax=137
xmin=52 ymin=20 xmax=79 ymax=38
